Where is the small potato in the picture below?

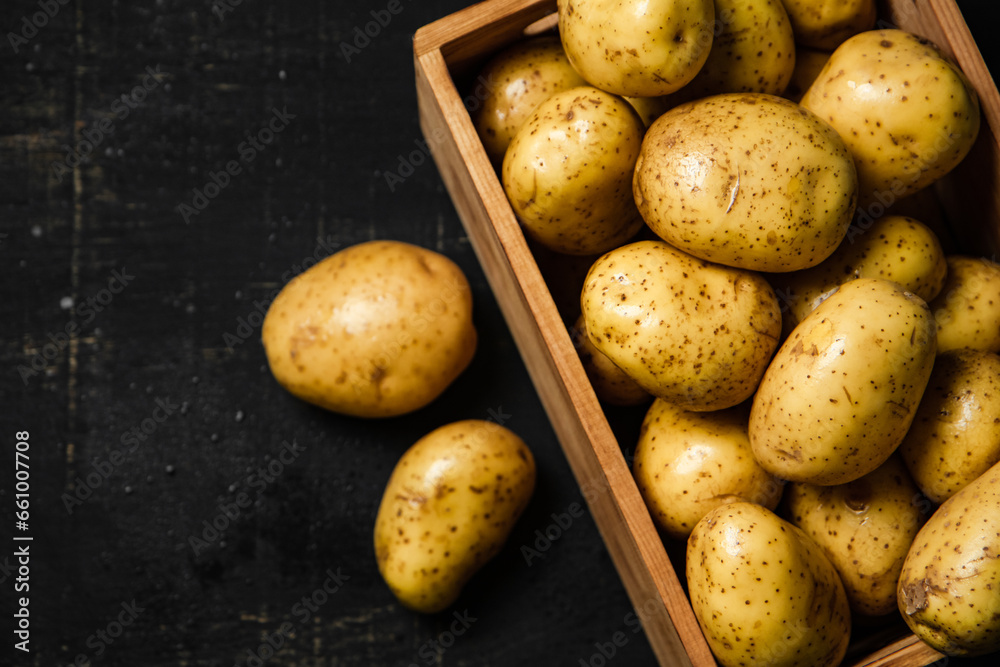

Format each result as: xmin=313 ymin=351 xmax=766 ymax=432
xmin=687 ymin=502 xmax=851 ymax=667
xmin=634 ymin=93 xmax=858 ymax=272
xmin=928 ymin=255 xmax=1000 ymax=353
xmin=502 ymin=86 xmax=645 ymax=255
xmin=898 ymin=459 xmax=1000 ymax=656
xmin=632 ymin=400 xmax=782 ymax=539
xmin=557 ymin=0 xmax=715 ymax=97
xmin=784 ymin=454 xmax=927 ymax=617
xmin=750 ymin=279 xmax=937 ymax=485
xmin=665 ymin=0 xmax=796 ymax=104
xmin=262 ymin=241 xmax=476 ymax=418
xmin=581 ymin=240 xmax=781 ymax=411
xmin=781 ymin=0 xmax=876 ymax=50
xmin=572 ymin=315 xmax=650 ymax=407
xmin=782 ymin=47 xmax=831 ymax=103
xmin=899 ymin=349 xmax=1000 ymax=504
xmin=471 ymin=36 xmax=588 ymax=166
xmin=623 ymin=95 xmax=671 ymax=127
xmin=374 ymin=420 xmax=535 ymax=613
xmin=769 ymin=214 xmax=947 ymax=335
xmin=801 ymin=29 xmax=980 ymax=207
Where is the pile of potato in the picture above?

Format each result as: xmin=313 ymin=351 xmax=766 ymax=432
xmin=472 ymin=0 xmax=1000 ymax=663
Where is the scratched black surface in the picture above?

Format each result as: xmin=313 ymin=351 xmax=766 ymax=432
xmin=0 ymin=1 xmax=998 ymax=666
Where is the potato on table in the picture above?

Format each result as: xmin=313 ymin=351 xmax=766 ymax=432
xmin=262 ymin=240 xmax=476 ymax=418
xmin=374 ymin=420 xmax=535 ymax=613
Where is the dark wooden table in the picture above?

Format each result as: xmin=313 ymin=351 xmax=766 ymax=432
xmin=1 ymin=1 xmax=997 ymax=666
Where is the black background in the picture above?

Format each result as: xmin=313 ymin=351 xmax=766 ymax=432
xmin=1 ymin=1 xmax=997 ymax=665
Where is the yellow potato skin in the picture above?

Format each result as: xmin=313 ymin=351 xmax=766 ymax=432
xmin=581 ymin=240 xmax=782 ymax=411
xmin=750 ymin=278 xmax=937 ymax=485
xmin=374 ymin=420 xmax=536 ymax=614
xmin=801 ymin=29 xmax=980 ymax=207
xmin=665 ymin=0 xmax=796 ymax=104
xmin=687 ymin=502 xmax=851 ymax=667
xmin=557 ymin=0 xmax=715 ymax=97
xmin=769 ymin=214 xmax=947 ymax=335
xmin=929 ymin=255 xmax=1000 ymax=354
xmin=572 ymin=315 xmax=650 ymax=407
xmin=633 ymin=400 xmax=782 ymax=540
xmin=502 ymin=86 xmax=645 ymax=255
xmin=899 ymin=349 xmax=1000 ymax=504
xmin=898 ymin=460 xmax=1000 ymax=656
xmin=784 ymin=454 xmax=926 ymax=617
xmin=262 ymin=241 xmax=476 ymax=418
xmin=781 ymin=0 xmax=876 ymax=50
xmin=471 ymin=36 xmax=588 ymax=167
xmin=634 ymin=93 xmax=858 ymax=272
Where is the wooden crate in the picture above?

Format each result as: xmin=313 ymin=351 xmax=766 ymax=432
xmin=413 ymin=1 xmax=1000 ymax=665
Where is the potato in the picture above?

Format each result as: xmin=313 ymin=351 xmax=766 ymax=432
xmin=581 ymin=240 xmax=781 ymax=411
xmin=801 ymin=29 xmax=980 ymax=207
xmin=502 ymin=86 xmax=645 ymax=255
xmin=784 ymin=454 xmax=926 ymax=617
xmin=557 ymin=0 xmax=715 ymax=97
xmin=665 ymin=0 xmax=796 ymax=105
xmin=899 ymin=349 xmax=1000 ymax=504
xmin=632 ymin=400 xmax=782 ymax=539
xmin=374 ymin=420 xmax=535 ymax=613
xmin=633 ymin=93 xmax=858 ymax=272
xmin=780 ymin=0 xmax=876 ymax=50
xmin=687 ymin=502 xmax=851 ymax=667
xmin=572 ymin=315 xmax=650 ymax=406
xmin=471 ymin=35 xmax=588 ymax=166
xmin=262 ymin=241 xmax=476 ymax=418
xmin=898 ymin=459 xmax=1000 ymax=656
xmin=768 ymin=214 xmax=947 ymax=335
xmin=928 ymin=255 xmax=1000 ymax=354
xmin=623 ymin=95 xmax=670 ymax=128
xmin=750 ymin=278 xmax=937 ymax=485
xmin=782 ymin=47 xmax=831 ymax=103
